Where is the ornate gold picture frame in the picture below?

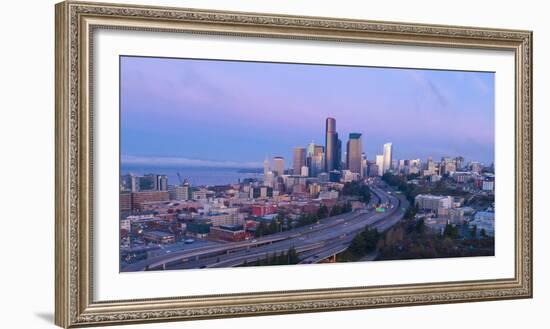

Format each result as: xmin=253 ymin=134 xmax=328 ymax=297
xmin=55 ymin=1 xmax=532 ymax=327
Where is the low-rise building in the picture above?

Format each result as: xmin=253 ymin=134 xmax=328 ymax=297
xmin=169 ymin=184 xmax=191 ymax=201
xmin=202 ymin=211 xmax=242 ymax=227
xmin=120 ymin=218 xmax=131 ymax=232
xmin=251 ymin=204 xmax=277 ymax=217
xmin=130 ymin=191 xmax=170 ymax=211
xmin=192 ymin=189 xmax=208 ymax=201
xmin=415 ymin=194 xmax=452 ymax=214
xmin=470 ymin=211 xmax=495 ymax=236
xmin=482 ymin=179 xmax=495 ymax=192
xmin=143 ymin=231 xmax=175 ymax=244
xmin=209 ymin=225 xmax=249 ymax=242
xmin=186 ymin=222 xmax=211 ymax=238
xmin=319 ymin=190 xmax=339 ymax=200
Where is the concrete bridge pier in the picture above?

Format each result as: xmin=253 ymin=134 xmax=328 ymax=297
xmin=320 ymin=254 xmax=337 ymax=263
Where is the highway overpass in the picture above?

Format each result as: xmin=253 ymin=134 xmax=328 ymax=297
xmin=121 ymin=183 xmax=408 ymax=271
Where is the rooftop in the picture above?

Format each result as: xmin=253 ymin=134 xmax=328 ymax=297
xmin=143 ymin=231 xmax=174 ymax=238
xmin=415 ymin=194 xmax=451 ymax=200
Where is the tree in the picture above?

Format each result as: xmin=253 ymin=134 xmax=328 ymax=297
xmin=404 ymin=204 xmax=418 ymax=220
xmin=470 ymin=224 xmax=478 ymax=239
xmin=268 ymin=218 xmax=278 ymax=234
xmin=342 ymin=201 xmax=353 ymax=213
xmin=443 ymin=224 xmax=459 ymax=239
xmin=317 ymin=205 xmax=329 ymax=219
xmin=287 ymin=247 xmax=299 ymax=264
xmin=349 ymin=234 xmax=367 ymax=257
xmin=330 ymin=204 xmax=342 ymax=216
xmin=281 ymin=217 xmax=291 ymax=231
xmin=415 ymin=218 xmax=426 ymax=234
xmin=336 ymin=250 xmax=354 ymax=262
xmin=480 ymin=228 xmax=488 ymax=238
xmin=255 ymin=221 xmax=267 ymax=237
xmin=382 ymin=173 xmax=416 ymax=202
xmin=362 ymin=228 xmax=381 ymax=252
xmin=342 ymin=181 xmax=371 ymax=203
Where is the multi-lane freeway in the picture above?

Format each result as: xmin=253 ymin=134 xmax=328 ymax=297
xmin=121 ymin=183 xmax=409 ymax=272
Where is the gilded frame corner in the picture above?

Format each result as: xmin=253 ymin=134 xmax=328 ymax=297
xmin=55 ymin=1 xmax=533 ymax=327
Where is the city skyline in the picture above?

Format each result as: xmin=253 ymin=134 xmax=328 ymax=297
xmin=120 ymin=56 xmax=496 ymax=272
xmin=121 ymin=116 xmax=485 ymax=188
xmin=121 ymin=56 xmax=495 ymax=168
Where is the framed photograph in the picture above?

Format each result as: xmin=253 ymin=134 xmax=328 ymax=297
xmin=55 ymin=1 xmax=532 ymax=327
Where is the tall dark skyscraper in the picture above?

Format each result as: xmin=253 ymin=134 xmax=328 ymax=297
xmin=336 ymin=136 xmax=342 ymax=171
xmin=346 ymin=133 xmax=363 ymax=175
xmin=325 ymin=117 xmax=339 ymax=172
xmin=293 ymin=147 xmax=306 ymax=175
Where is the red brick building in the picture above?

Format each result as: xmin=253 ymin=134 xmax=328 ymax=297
xmin=209 ymin=226 xmax=249 ymax=242
xmin=251 ymin=204 xmax=277 ymax=217
xmin=130 ymin=191 xmax=169 ymax=211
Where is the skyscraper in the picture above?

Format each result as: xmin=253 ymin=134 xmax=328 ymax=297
xmin=383 ymin=142 xmax=393 ymax=173
xmin=325 ymin=117 xmax=339 ymax=172
xmin=336 ymin=137 xmax=342 ymax=170
xmin=157 ymin=175 xmax=168 ymax=191
xmin=307 ymin=141 xmax=315 ymax=158
xmin=346 ymin=133 xmax=363 ymax=176
xmin=361 ymin=153 xmax=367 ymax=177
xmin=306 ymin=144 xmax=325 ymax=177
xmin=313 ymin=145 xmax=324 ymax=156
xmin=455 ymin=156 xmax=465 ymax=170
xmin=310 ymin=153 xmax=324 ymax=177
xmin=376 ymin=155 xmax=384 ymax=176
xmin=263 ymin=157 xmax=270 ymax=176
xmin=293 ymin=147 xmax=306 ymax=175
xmin=272 ymin=156 xmax=285 ymax=176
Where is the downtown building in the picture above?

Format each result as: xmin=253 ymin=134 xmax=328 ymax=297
xmin=346 ymin=132 xmax=363 ymax=177
xmin=272 ymin=156 xmax=285 ymax=176
xmin=325 ymin=117 xmax=341 ymax=172
xmin=168 ymin=183 xmax=192 ymax=201
xmin=120 ymin=173 xmax=168 ymax=192
xmin=306 ymin=142 xmax=325 ymax=178
xmin=375 ymin=154 xmax=384 ymax=176
xmin=293 ymin=147 xmax=306 ymax=176
xmin=126 ymin=190 xmax=170 ymax=212
xmin=383 ymin=142 xmax=393 ymax=174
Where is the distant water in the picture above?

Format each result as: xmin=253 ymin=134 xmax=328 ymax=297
xmin=121 ymin=164 xmax=263 ymax=186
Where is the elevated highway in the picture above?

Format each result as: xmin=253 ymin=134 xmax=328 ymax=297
xmin=121 ymin=183 xmax=408 ymax=271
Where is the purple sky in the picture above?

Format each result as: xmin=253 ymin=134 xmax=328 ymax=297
xmin=120 ymin=56 xmax=495 ymax=168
